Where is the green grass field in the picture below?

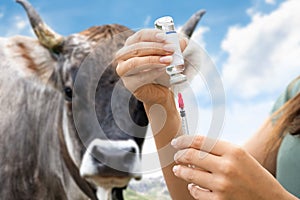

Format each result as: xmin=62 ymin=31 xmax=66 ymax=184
xmin=124 ymin=188 xmax=171 ymax=200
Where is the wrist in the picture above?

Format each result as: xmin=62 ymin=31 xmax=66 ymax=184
xmin=133 ymin=84 xmax=173 ymax=105
xmin=144 ymin=97 xmax=181 ymax=149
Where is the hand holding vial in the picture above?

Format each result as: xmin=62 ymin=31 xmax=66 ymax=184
xmin=116 ymin=28 xmax=188 ymax=104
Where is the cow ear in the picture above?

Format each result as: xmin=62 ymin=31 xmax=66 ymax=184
xmin=6 ymin=36 xmax=57 ymax=85
xmin=16 ymin=0 xmax=64 ymax=53
xmin=180 ymin=10 xmax=206 ymax=38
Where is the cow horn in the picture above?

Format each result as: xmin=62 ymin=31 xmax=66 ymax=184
xmin=181 ymin=9 xmax=206 ymax=38
xmin=16 ymin=0 xmax=64 ymax=51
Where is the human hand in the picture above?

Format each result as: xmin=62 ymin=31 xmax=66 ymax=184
xmin=116 ymin=29 xmax=188 ymax=104
xmin=171 ymin=135 xmax=293 ymax=200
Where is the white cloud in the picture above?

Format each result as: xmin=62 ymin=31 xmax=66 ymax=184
xmin=221 ymin=100 xmax=274 ymax=145
xmin=190 ymin=26 xmax=209 ymax=49
xmin=221 ymin=0 xmax=300 ymax=99
xmin=16 ymin=17 xmax=27 ymax=30
xmin=2 ymin=15 xmax=33 ymax=37
xmin=265 ymin=0 xmax=276 ymax=5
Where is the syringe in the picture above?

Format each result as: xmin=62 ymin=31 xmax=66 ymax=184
xmin=178 ymin=93 xmax=189 ymax=135
xmin=178 ymin=93 xmax=195 ymax=168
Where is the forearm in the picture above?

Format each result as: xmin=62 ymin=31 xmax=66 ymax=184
xmin=243 ymin=118 xmax=278 ymax=175
xmin=143 ymin=92 xmax=194 ymax=200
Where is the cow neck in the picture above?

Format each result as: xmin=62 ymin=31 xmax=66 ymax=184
xmin=57 ymin=105 xmax=98 ymax=200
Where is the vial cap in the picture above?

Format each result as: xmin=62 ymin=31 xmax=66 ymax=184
xmin=154 ymin=16 xmax=175 ymax=32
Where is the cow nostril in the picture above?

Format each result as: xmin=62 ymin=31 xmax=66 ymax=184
xmin=91 ymin=146 xmax=106 ymax=164
xmin=92 ymin=155 xmax=103 ymax=164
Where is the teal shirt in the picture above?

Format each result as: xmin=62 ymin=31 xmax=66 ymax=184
xmin=271 ymin=77 xmax=300 ymax=198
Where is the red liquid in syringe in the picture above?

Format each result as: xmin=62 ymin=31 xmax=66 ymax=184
xmin=178 ymin=93 xmax=189 ymax=135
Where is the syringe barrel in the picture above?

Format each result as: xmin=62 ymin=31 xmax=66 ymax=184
xmin=181 ymin=114 xmax=189 ymax=135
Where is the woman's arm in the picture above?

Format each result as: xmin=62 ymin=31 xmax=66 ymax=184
xmin=244 ymin=77 xmax=300 ymax=175
xmin=134 ymin=85 xmax=195 ymax=200
xmin=243 ymin=118 xmax=278 ymax=175
xmin=116 ymin=29 xmax=193 ymax=199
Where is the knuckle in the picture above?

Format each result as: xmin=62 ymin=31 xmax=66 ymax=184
xmin=125 ymin=30 xmax=143 ymax=45
xmin=151 ymin=56 xmax=160 ymax=64
xmin=116 ymin=61 xmax=129 ymax=77
xmin=185 ymin=171 xmax=195 ymax=182
xmin=146 ymin=56 xmax=153 ymax=65
xmin=131 ymin=48 xmax=140 ymax=57
xmin=116 ymin=64 xmax=122 ymax=76
xmin=194 ymin=136 xmax=204 ymax=148
xmin=215 ymin=176 xmax=231 ymax=193
xmin=230 ymin=146 xmax=246 ymax=158
xmin=128 ymin=58 xmax=136 ymax=71
xmin=221 ymin=159 xmax=235 ymax=176
xmin=132 ymin=30 xmax=143 ymax=43
xmin=178 ymin=149 xmax=193 ymax=163
xmin=176 ymin=165 xmax=195 ymax=182
xmin=120 ymin=59 xmax=134 ymax=76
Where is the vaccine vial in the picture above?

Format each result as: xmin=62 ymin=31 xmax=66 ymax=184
xmin=154 ymin=16 xmax=187 ymax=85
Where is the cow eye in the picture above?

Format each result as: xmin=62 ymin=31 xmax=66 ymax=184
xmin=64 ymin=87 xmax=73 ymax=101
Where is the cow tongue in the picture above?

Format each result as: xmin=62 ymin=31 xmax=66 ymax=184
xmin=96 ymin=187 xmax=112 ymax=200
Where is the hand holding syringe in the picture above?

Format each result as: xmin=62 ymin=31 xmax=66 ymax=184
xmin=178 ymin=92 xmax=195 ymax=169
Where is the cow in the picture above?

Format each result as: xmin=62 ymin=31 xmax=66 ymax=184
xmin=0 ymin=0 xmax=205 ymax=199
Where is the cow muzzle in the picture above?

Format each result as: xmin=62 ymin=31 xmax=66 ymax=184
xmin=80 ymin=139 xmax=142 ymax=188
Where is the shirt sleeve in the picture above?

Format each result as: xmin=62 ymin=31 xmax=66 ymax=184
xmin=271 ymin=77 xmax=300 ymax=114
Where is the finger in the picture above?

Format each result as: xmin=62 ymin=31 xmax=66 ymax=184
xmin=173 ymin=165 xmax=214 ymax=191
xmin=188 ymin=183 xmax=213 ymax=200
xmin=174 ymin=148 xmax=221 ymax=172
xmin=179 ymin=35 xmax=189 ymax=52
xmin=115 ymin=42 xmax=173 ymax=62
xmin=171 ymin=135 xmax=230 ymax=156
xmin=125 ymin=29 xmax=166 ymax=46
xmin=121 ymin=68 xmax=165 ymax=93
xmin=116 ymin=55 xmax=171 ymax=77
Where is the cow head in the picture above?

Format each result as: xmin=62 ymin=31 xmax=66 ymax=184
xmin=17 ymin=0 xmax=205 ymax=199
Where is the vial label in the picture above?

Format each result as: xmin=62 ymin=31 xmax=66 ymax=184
xmin=165 ymin=31 xmax=184 ymax=67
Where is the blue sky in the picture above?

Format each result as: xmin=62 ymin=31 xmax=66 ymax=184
xmin=0 ymin=0 xmax=281 ymax=59
xmin=1 ymin=0 xmax=300 ymax=146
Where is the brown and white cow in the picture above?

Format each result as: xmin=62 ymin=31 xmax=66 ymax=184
xmin=0 ymin=0 xmax=205 ymax=199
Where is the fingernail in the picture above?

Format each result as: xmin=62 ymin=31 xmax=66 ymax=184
xmin=188 ymin=183 xmax=194 ymax=190
xmin=173 ymin=152 xmax=178 ymax=161
xmin=171 ymin=138 xmax=177 ymax=146
xmin=173 ymin=165 xmax=179 ymax=174
xmin=163 ymin=44 xmax=176 ymax=52
xmin=183 ymin=37 xmax=189 ymax=46
xmin=159 ymin=55 xmax=173 ymax=63
xmin=156 ymin=32 xmax=166 ymax=41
